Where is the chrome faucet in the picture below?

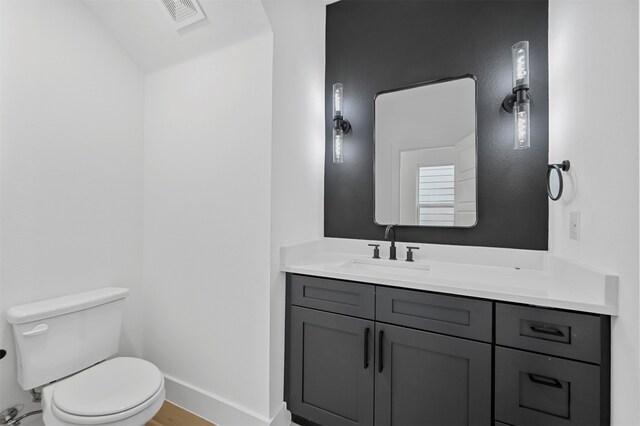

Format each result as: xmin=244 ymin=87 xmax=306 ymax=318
xmin=385 ymin=225 xmax=397 ymax=260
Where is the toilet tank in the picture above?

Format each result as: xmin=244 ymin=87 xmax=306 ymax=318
xmin=6 ymin=287 xmax=130 ymax=390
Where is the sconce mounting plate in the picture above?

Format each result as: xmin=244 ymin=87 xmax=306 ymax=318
xmin=334 ymin=116 xmax=352 ymax=134
xmin=502 ymin=91 xmax=530 ymax=113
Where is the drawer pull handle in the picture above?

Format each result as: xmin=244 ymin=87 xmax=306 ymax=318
xmin=378 ymin=330 xmax=384 ymax=373
xmin=529 ymin=324 xmax=565 ymax=337
xmin=528 ymin=373 xmax=563 ymax=389
xmin=364 ymin=328 xmax=370 ymax=369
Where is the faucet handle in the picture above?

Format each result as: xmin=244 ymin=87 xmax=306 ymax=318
xmin=406 ymin=246 xmax=420 ymax=262
xmin=368 ymin=244 xmax=380 ymax=259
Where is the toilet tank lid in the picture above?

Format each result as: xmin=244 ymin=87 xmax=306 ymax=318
xmin=7 ymin=287 xmax=130 ymax=324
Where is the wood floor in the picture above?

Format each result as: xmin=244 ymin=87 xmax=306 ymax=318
xmin=147 ymin=401 xmax=216 ymax=426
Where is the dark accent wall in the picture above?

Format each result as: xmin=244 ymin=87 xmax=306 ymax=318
xmin=325 ymin=0 xmax=548 ymax=250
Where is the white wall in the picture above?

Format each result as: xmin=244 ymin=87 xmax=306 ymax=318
xmin=142 ymin=33 xmax=274 ymax=422
xmin=143 ymin=3 xmax=326 ymax=422
xmin=261 ymin=0 xmax=326 ymax=419
xmin=549 ymin=1 xmax=639 ymax=424
xmin=0 ymin=0 xmax=144 ymax=415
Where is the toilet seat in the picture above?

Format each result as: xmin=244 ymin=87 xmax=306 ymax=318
xmin=48 ymin=357 xmax=165 ymax=425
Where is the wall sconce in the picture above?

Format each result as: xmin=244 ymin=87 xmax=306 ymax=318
xmin=332 ymin=83 xmax=352 ymax=163
xmin=502 ymin=41 xmax=531 ymax=150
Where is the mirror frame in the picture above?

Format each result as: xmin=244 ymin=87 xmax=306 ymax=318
xmin=372 ymin=74 xmax=479 ymax=228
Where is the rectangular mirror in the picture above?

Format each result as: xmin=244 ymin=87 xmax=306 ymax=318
xmin=374 ymin=76 xmax=477 ymax=227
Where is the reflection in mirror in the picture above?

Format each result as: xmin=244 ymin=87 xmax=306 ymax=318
xmin=375 ymin=76 xmax=477 ymax=227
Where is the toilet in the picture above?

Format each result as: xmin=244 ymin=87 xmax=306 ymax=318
xmin=7 ymin=287 xmax=165 ymax=426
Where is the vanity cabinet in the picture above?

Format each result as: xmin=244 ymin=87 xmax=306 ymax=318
xmin=285 ymin=273 xmax=610 ymax=426
xmin=286 ymin=275 xmax=376 ymax=426
xmin=285 ymin=274 xmax=492 ymax=426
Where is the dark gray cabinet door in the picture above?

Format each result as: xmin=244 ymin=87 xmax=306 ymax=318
xmin=375 ymin=323 xmax=491 ymax=426
xmin=289 ymin=306 xmax=374 ymax=426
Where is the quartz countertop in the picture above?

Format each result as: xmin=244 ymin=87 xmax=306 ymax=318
xmin=281 ymin=239 xmax=618 ymax=315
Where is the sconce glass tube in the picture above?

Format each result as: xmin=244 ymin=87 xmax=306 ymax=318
xmin=507 ymin=40 xmax=531 ymax=150
xmin=511 ymin=41 xmax=530 ymax=91
xmin=514 ymin=99 xmax=530 ymax=150
xmin=333 ymin=128 xmax=344 ymax=163
xmin=333 ymin=83 xmax=343 ymax=117
xmin=332 ymin=83 xmax=350 ymax=164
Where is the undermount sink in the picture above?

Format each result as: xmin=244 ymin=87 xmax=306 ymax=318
xmin=340 ymin=258 xmax=430 ymax=278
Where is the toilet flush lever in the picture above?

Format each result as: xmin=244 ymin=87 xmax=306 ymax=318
xmin=22 ymin=324 xmax=48 ymax=337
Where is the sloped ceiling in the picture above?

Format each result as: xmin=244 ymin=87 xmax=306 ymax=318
xmin=83 ymin=0 xmax=272 ymax=74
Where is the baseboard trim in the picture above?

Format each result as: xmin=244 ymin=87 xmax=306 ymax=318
xmin=163 ymin=374 xmax=288 ymax=426
xmin=269 ymin=405 xmax=291 ymax=426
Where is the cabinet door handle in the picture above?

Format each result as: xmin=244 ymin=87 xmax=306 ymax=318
xmin=528 ymin=373 xmax=563 ymax=389
xmin=378 ymin=330 xmax=384 ymax=373
xmin=529 ymin=324 xmax=565 ymax=337
xmin=363 ymin=328 xmax=370 ymax=369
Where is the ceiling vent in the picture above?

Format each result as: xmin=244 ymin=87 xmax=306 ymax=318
xmin=160 ymin=0 xmax=206 ymax=30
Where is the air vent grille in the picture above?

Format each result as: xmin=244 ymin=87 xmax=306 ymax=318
xmin=160 ymin=0 xmax=206 ymax=30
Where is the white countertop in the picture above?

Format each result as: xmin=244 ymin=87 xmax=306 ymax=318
xmin=281 ymin=239 xmax=618 ymax=315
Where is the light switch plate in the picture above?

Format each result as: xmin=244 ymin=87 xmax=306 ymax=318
xmin=570 ymin=211 xmax=580 ymax=240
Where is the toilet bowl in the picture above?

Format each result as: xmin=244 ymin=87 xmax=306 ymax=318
xmin=42 ymin=358 xmax=165 ymax=426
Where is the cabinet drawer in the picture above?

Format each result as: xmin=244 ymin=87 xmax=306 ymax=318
xmin=495 ymin=347 xmax=603 ymax=426
xmin=376 ymin=286 xmax=492 ymax=342
xmin=289 ymin=274 xmax=375 ymax=320
xmin=496 ymin=303 xmax=604 ymax=364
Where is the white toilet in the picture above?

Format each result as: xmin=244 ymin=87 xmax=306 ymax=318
xmin=7 ymin=287 xmax=165 ymax=426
